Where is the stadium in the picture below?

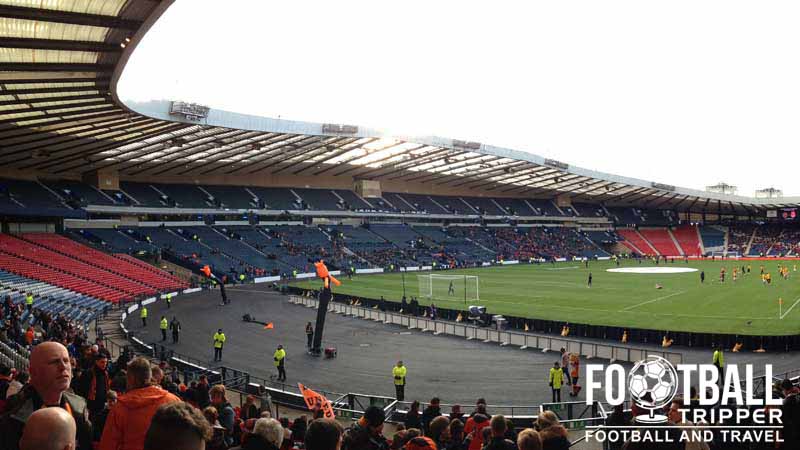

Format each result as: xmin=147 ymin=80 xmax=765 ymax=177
xmin=0 ymin=1 xmax=798 ymax=449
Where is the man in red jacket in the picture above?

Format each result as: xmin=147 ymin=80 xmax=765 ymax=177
xmin=464 ymin=402 xmax=491 ymax=450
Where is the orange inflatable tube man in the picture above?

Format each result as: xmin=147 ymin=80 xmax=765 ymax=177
xmin=310 ymin=260 xmax=340 ymax=355
xmin=314 ymin=260 xmax=341 ymax=288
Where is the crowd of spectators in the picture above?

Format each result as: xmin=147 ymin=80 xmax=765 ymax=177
xmin=493 ymin=228 xmax=597 ymax=261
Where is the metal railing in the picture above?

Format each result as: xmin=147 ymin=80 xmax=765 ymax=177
xmin=289 ymin=296 xmax=684 ymax=365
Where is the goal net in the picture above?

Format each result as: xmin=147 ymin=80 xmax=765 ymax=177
xmin=711 ymin=250 xmax=740 ymax=259
xmin=417 ymin=274 xmax=479 ymax=303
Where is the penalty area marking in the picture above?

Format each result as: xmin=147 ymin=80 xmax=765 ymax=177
xmin=606 ymin=267 xmax=699 ymax=274
xmin=545 ymin=266 xmax=581 ymax=271
xmin=620 ymin=290 xmax=687 ymax=311
xmin=780 ymin=297 xmax=800 ymax=319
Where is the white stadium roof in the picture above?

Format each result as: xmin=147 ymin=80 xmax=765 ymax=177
xmin=0 ymin=0 xmax=797 ymax=214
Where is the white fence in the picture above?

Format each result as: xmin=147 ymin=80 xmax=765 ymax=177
xmin=288 ymin=296 xmax=683 ymax=365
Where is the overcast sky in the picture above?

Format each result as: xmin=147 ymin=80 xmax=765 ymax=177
xmin=118 ymin=0 xmax=800 ymax=197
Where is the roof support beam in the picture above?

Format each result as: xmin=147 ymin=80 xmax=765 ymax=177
xmin=132 ymin=129 xmax=260 ymax=176
xmin=0 ymin=37 xmax=122 ymax=53
xmin=18 ymin=121 xmax=173 ymax=170
xmin=399 ymin=155 xmax=496 ymax=183
xmin=0 ymin=110 xmax=125 ymax=138
xmin=0 ymin=116 xmax=153 ymax=158
xmin=445 ymin=162 xmax=531 ymax=187
xmin=86 ymin=127 xmax=207 ymax=172
xmin=649 ymin=193 xmax=681 ymax=209
xmin=267 ymin=137 xmax=357 ymax=175
xmin=56 ymin=124 xmax=192 ymax=174
xmin=0 ymin=105 xmax=118 ymax=126
xmin=0 ymin=92 xmax=107 ymax=107
xmin=349 ymin=147 xmax=451 ymax=178
xmin=0 ymin=5 xmax=142 ymax=29
xmin=235 ymin=136 xmax=328 ymax=174
xmin=331 ymin=144 xmax=428 ymax=177
xmin=0 ymin=99 xmax=112 ymax=118
xmin=0 ymin=76 xmax=110 ymax=85
xmin=0 ymin=63 xmax=114 ymax=73
xmin=0 ymin=83 xmax=110 ymax=96
xmin=223 ymin=135 xmax=316 ymax=174
xmin=308 ymin=139 xmax=397 ymax=176
xmin=363 ymin=149 xmax=463 ymax=179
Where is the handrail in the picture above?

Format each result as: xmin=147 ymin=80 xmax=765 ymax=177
xmin=288 ymin=295 xmax=683 ymax=365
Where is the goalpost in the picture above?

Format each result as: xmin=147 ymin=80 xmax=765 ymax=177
xmin=710 ymin=250 xmax=740 ymax=259
xmin=417 ymin=274 xmax=479 ymax=304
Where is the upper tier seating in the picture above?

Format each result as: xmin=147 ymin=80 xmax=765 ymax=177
xmin=247 ymin=187 xmax=302 ymax=210
xmin=492 ymin=198 xmax=537 ymax=216
xmin=462 ymin=197 xmax=506 ymax=215
xmin=202 ymin=185 xmax=258 ymax=209
xmin=671 ymin=225 xmax=702 ymax=256
xmin=293 ymin=188 xmax=343 ymax=210
xmin=573 ymin=203 xmax=607 ymax=218
xmin=43 ymin=179 xmax=115 ymax=206
xmin=382 ymin=193 xmax=417 ymax=212
xmin=333 ymin=190 xmax=372 ymax=210
xmin=118 ymin=182 xmax=166 ymax=207
xmin=527 ymin=199 xmax=562 ymax=216
xmin=69 ymin=228 xmax=157 ymax=254
xmin=638 ymin=229 xmax=682 ymax=256
xmin=398 ymin=194 xmax=449 ymax=214
xmin=21 ymin=233 xmax=185 ymax=291
xmin=151 ymin=183 xmax=209 ymax=208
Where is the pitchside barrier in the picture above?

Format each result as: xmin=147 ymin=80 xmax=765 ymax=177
xmin=288 ymin=295 xmax=683 ymax=365
xmin=286 ymin=286 xmax=800 ymax=352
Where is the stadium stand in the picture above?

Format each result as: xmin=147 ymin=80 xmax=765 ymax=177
xmin=699 ymin=226 xmax=726 ymax=251
xmin=202 ymin=185 xmax=258 ymax=209
xmin=398 ymin=193 xmax=450 ymax=214
xmin=727 ymin=223 xmax=755 ymax=256
xmin=671 ymin=225 xmax=703 ymax=256
xmin=638 ymin=229 xmax=682 ymax=256
xmin=492 ymin=197 xmax=537 ymax=216
xmin=20 ymin=234 xmax=184 ymax=292
xmin=118 ymin=182 xmax=167 ymax=207
xmin=43 ymin=179 xmax=116 ymax=207
xmin=617 ymin=228 xmax=654 ymax=255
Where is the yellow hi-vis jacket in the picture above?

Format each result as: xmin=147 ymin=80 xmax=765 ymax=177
xmin=549 ymin=367 xmax=564 ymax=389
xmin=25 ymin=294 xmax=33 ymax=306
xmin=273 ymin=348 xmax=286 ymax=366
xmin=160 ymin=318 xmax=168 ymax=330
xmin=213 ymin=332 xmax=226 ymax=348
xmin=140 ymin=307 xmax=147 ymax=318
xmin=713 ymin=350 xmax=725 ymax=368
xmin=393 ymin=365 xmax=407 ymax=385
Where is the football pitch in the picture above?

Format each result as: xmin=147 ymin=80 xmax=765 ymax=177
xmin=292 ymin=260 xmax=800 ymax=335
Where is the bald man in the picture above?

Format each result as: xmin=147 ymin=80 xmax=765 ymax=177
xmin=0 ymin=342 xmax=92 ymax=450
xmin=20 ymin=407 xmax=76 ymax=450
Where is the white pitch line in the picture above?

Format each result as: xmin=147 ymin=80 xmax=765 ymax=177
xmin=780 ymin=297 xmax=800 ymax=319
xmin=620 ymin=290 xmax=687 ymax=311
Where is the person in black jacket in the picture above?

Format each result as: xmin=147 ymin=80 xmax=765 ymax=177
xmin=405 ymin=400 xmax=422 ymax=431
xmin=0 ymin=342 xmax=93 ymax=450
xmin=483 ymin=415 xmax=517 ymax=450
xmin=421 ymin=397 xmax=441 ymax=435
xmin=342 ymin=406 xmax=389 ymax=450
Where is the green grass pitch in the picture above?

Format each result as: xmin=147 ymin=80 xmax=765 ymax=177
xmin=292 ymin=260 xmax=800 ymax=335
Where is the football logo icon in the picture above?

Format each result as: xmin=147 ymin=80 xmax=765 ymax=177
xmin=627 ymin=355 xmax=679 ymax=423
